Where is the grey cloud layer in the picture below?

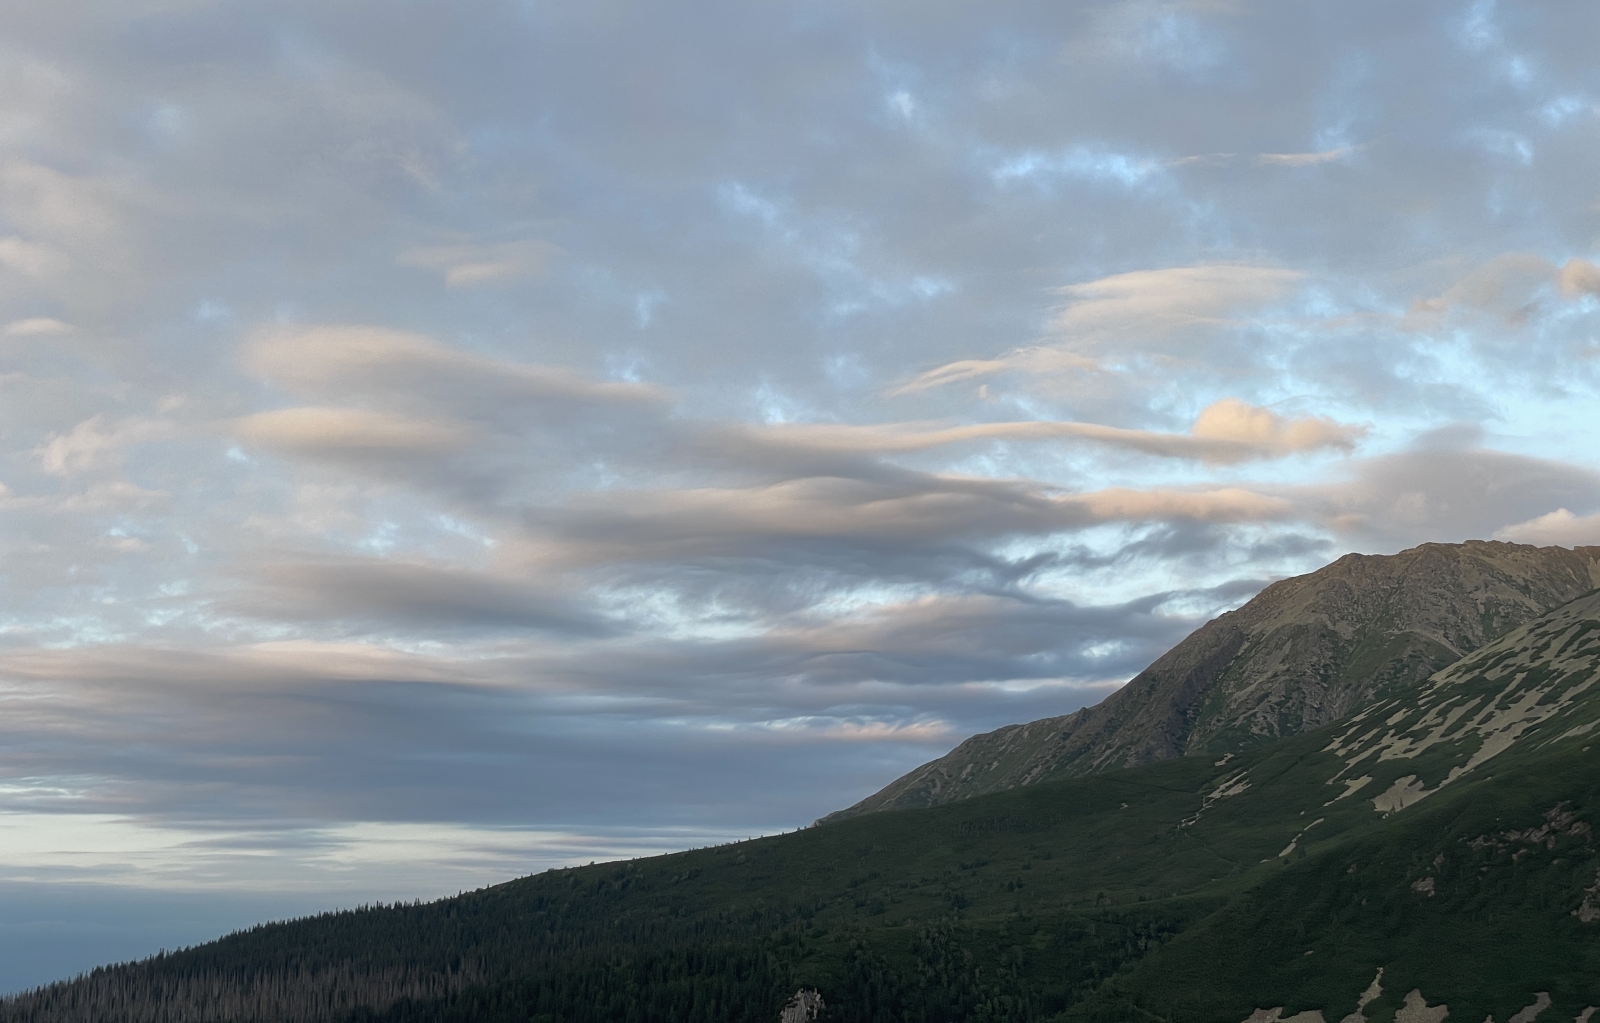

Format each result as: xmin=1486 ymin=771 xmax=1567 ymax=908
xmin=1 ymin=2 xmax=1599 ymax=983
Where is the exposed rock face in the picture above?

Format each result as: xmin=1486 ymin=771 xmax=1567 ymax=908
xmin=825 ymin=540 xmax=1600 ymax=820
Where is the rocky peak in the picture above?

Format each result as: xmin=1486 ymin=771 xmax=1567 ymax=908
xmin=824 ymin=540 xmax=1600 ymax=821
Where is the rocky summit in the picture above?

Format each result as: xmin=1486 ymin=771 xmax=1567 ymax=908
xmin=825 ymin=540 xmax=1600 ymax=820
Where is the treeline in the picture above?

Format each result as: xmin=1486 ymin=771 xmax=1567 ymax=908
xmin=0 ymin=955 xmax=485 ymax=1023
xmin=0 ymin=860 xmax=1184 ymax=1023
xmin=0 ymin=763 xmax=1222 ymax=1022
xmin=0 ymin=865 xmax=803 ymax=1023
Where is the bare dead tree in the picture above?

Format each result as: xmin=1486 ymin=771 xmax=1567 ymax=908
xmin=778 ymin=988 xmax=824 ymax=1023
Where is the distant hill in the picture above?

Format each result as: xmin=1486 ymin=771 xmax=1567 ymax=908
xmin=823 ymin=540 xmax=1600 ymax=821
xmin=8 ymin=566 xmax=1600 ymax=1021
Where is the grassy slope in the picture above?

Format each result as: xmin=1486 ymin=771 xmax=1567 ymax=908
xmin=1078 ymin=739 xmax=1600 ymax=1022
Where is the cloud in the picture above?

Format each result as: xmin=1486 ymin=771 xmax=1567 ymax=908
xmin=1293 ymin=446 xmax=1600 ymax=546
xmin=1406 ymin=253 xmax=1600 ymax=334
xmin=524 ymin=474 xmax=1293 ymax=570
xmin=1171 ymin=146 xmax=1361 ymax=169
xmin=2 ymin=316 xmax=73 ymax=336
xmin=241 ymin=328 xmax=649 ymax=400
xmin=227 ymin=557 xmax=612 ymax=637
xmin=244 ymin=325 xmax=663 ymax=407
xmin=1409 ymin=252 xmax=1561 ymax=323
xmin=886 ymin=357 xmax=1038 ymax=395
xmin=0 ymin=237 xmax=71 ymax=281
xmin=34 ymin=415 xmax=172 ymax=476
xmin=893 ymin=264 xmax=1303 ymax=393
xmin=744 ymin=398 xmax=1361 ymax=464
xmin=1046 ymin=264 xmax=1302 ymax=349
xmin=0 ymin=641 xmax=494 ymax=691
xmin=1073 ymin=486 xmax=1293 ymax=523
xmin=1255 ymin=146 xmax=1357 ymax=167
xmin=0 ymin=159 xmax=144 ymax=308
xmin=1560 ymin=257 xmax=1600 ymax=298
xmin=51 ymin=480 xmax=169 ymax=513
xmin=397 ymin=239 xmax=561 ymax=287
xmin=768 ymin=718 xmax=956 ymax=743
xmin=0 ymin=160 xmax=128 ymax=251
xmin=1187 ymin=398 xmax=1364 ymax=455
xmin=0 ymin=592 xmax=1185 ymax=839
xmin=1167 ymin=152 xmax=1238 ymax=168
xmin=616 ymin=588 xmax=1207 ymax=693
xmin=233 ymin=407 xmax=473 ymax=460
xmin=231 ymin=327 xmax=678 ymax=496
xmin=1495 ymin=508 xmax=1600 ymax=547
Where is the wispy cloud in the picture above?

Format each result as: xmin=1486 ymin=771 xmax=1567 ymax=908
xmin=739 ymin=398 xmax=1362 ymax=464
xmin=1254 ymin=145 xmax=1358 ymax=167
xmin=397 ymin=239 xmax=561 ymax=288
xmin=892 ymin=264 xmax=1304 ymax=394
xmin=2 ymin=316 xmax=73 ymax=337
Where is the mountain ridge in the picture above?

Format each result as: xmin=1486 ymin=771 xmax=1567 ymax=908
xmin=825 ymin=540 xmax=1600 ymax=821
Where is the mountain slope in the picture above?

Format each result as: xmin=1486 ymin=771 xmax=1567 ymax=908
xmin=825 ymin=539 xmax=1600 ymax=820
xmin=10 ymin=582 xmax=1600 ymax=1022
xmin=1076 ymin=583 xmax=1600 ymax=1021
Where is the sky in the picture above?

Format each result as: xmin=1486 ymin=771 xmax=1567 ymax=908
xmin=2 ymin=0 xmax=1600 ymax=993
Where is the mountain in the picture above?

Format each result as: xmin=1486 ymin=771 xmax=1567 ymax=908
xmin=9 ymin=576 xmax=1600 ymax=1022
xmin=1093 ymin=582 xmax=1600 ymax=1021
xmin=823 ymin=540 xmax=1600 ymax=820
